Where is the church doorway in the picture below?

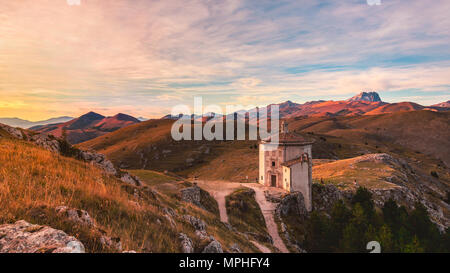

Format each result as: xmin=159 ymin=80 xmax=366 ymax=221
xmin=271 ymin=175 xmax=277 ymax=187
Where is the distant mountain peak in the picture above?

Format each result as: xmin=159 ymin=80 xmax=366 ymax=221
xmin=347 ymin=91 xmax=382 ymax=102
xmin=431 ymin=100 xmax=450 ymax=108
xmin=112 ymin=113 xmax=141 ymax=122
xmin=80 ymin=111 xmax=105 ymax=120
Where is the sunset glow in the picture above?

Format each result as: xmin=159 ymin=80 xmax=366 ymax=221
xmin=1 ymin=0 xmax=449 ymax=120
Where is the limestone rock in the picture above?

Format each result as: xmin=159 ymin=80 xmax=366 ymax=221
xmin=312 ymin=184 xmax=345 ymax=212
xmin=120 ymin=173 xmax=142 ymax=186
xmin=277 ymin=192 xmax=308 ymax=217
xmin=229 ymin=243 xmax=241 ymax=253
xmin=55 ymin=206 xmax=122 ymax=252
xmin=202 ymin=240 xmax=223 ymax=253
xmin=80 ymin=151 xmax=117 ymax=176
xmin=0 ymin=220 xmax=85 ymax=253
xmin=99 ymin=235 xmax=122 ymax=252
xmin=182 ymin=215 xmax=206 ymax=231
xmin=179 ymin=233 xmax=194 ymax=253
xmin=30 ymin=134 xmax=61 ymax=153
xmin=180 ymin=185 xmax=202 ymax=207
xmin=195 ymin=230 xmax=210 ymax=241
xmin=55 ymin=206 xmax=95 ymax=228
xmin=0 ymin=124 xmax=24 ymax=139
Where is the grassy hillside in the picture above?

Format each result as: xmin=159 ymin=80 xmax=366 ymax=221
xmin=0 ymin=135 xmax=259 ymax=253
xmin=78 ymin=111 xmax=449 ymax=190
xmin=289 ymin=110 xmax=450 ymax=167
xmin=312 ymin=155 xmax=402 ymax=190
xmin=79 ymin=119 xmax=261 ymax=180
xmin=226 ymin=188 xmax=268 ymax=236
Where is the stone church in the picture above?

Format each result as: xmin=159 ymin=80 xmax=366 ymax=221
xmin=259 ymin=121 xmax=314 ymax=211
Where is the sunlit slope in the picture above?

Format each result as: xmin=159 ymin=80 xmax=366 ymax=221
xmin=0 ymin=135 xmax=258 ymax=253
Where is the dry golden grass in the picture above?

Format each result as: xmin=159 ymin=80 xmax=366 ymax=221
xmin=0 ymin=137 xmax=259 ymax=253
xmin=312 ymin=156 xmax=402 ymax=190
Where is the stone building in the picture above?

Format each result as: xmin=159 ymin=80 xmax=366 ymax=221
xmin=259 ymin=121 xmax=314 ymax=211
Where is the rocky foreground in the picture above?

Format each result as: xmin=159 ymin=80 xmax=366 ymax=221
xmin=0 ymin=220 xmax=85 ymax=253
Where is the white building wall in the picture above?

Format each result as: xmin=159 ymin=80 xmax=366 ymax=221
xmin=282 ymin=166 xmax=291 ymax=191
xmin=259 ymin=143 xmax=312 ymax=211
xmin=290 ymin=161 xmax=312 ymax=211
xmin=259 ymin=144 xmax=265 ymax=185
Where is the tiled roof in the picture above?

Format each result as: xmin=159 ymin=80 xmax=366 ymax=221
xmin=262 ymin=132 xmax=314 ymax=145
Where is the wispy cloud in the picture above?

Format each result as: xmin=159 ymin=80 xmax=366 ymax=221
xmin=0 ymin=0 xmax=449 ymax=119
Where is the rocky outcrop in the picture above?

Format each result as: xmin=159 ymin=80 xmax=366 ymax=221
xmin=179 ymin=233 xmax=194 ymax=253
xmin=79 ymin=150 xmax=117 ymax=175
xmin=312 ymin=184 xmax=349 ymax=213
xmin=56 ymin=206 xmax=95 ymax=228
xmin=79 ymin=150 xmax=141 ymax=186
xmin=0 ymin=220 xmax=85 ymax=253
xmin=98 ymin=234 xmax=122 ymax=252
xmin=312 ymin=182 xmax=449 ymax=232
xmin=181 ymin=214 xmax=215 ymax=242
xmin=0 ymin=123 xmax=61 ymax=153
xmin=277 ymin=192 xmax=308 ymax=217
xmin=229 ymin=243 xmax=241 ymax=253
xmin=30 ymin=134 xmax=61 ymax=153
xmin=370 ymin=187 xmax=449 ymax=232
xmin=182 ymin=215 xmax=206 ymax=231
xmin=202 ymin=240 xmax=223 ymax=253
xmin=55 ymin=206 xmax=122 ymax=252
xmin=0 ymin=123 xmax=24 ymax=139
xmin=119 ymin=172 xmax=142 ymax=186
xmin=180 ymin=185 xmax=202 ymax=207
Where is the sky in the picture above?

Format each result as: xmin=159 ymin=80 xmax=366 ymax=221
xmin=0 ymin=0 xmax=449 ymax=120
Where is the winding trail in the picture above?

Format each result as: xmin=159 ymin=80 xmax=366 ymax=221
xmin=193 ymin=180 xmax=240 ymax=223
xmin=193 ymin=180 xmax=288 ymax=253
xmin=245 ymin=183 xmax=289 ymax=253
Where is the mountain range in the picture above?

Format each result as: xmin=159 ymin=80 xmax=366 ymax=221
xmin=264 ymin=92 xmax=447 ymax=119
xmin=0 ymin=116 xmax=74 ymax=129
xmin=31 ymin=112 xmax=141 ymax=144
xmin=6 ymin=91 xmax=449 ymax=145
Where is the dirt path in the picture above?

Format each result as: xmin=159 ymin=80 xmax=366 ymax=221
xmin=245 ymin=183 xmax=289 ymax=253
xmin=250 ymin=240 xmax=271 ymax=253
xmin=193 ymin=180 xmax=288 ymax=253
xmin=193 ymin=180 xmax=241 ymax=223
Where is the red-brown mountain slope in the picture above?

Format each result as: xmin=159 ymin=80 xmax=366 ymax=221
xmin=32 ymin=112 xmax=140 ymax=144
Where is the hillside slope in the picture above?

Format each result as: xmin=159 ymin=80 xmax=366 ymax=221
xmin=364 ymin=102 xmax=424 ymax=115
xmin=32 ymin=112 xmax=140 ymax=144
xmin=0 ymin=124 xmax=259 ymax=253
xmin=312 ymin=153 xmax=450 ymax=229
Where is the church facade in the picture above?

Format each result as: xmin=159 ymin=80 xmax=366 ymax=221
xmin=259 ymin=122 xmax=314 ymax=211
